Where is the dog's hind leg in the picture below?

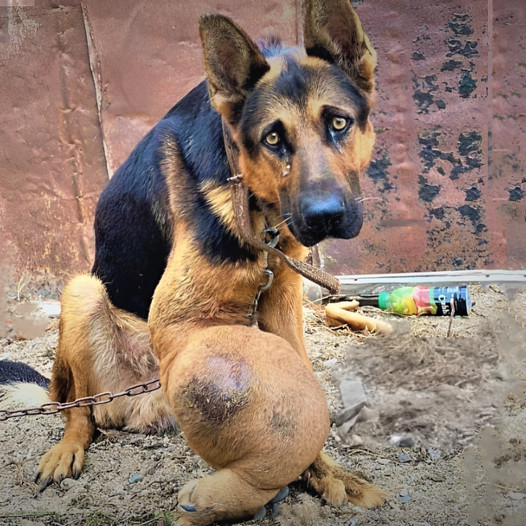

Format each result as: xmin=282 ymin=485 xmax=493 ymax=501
xmin=36 ymin=275 xmax=172 ymax=489
xmin=35 ymin=276 xmax=105 ymax=489
xmin=303 ymin=450 xmax=387 ymax=508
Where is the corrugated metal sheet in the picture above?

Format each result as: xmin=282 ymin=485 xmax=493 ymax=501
xmin=0 ymin=0 xmax=524 ymax=284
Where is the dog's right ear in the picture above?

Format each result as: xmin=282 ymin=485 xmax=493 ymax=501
xmin=199 ymin=15 xmax=270 ymax=125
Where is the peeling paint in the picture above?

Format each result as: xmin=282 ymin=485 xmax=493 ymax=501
xmin=446 ymin=38 xmax=479 ymax=58
xmin=465 ymin=187 xmax=482 ymax=202
xmin=418 ymin=175 xmax=441 ymax=203
xmin=508 ymin=187 xmax=524 ymax=201
xmin=367 ymin=150 xmax=393 ymax=192
xmin=459 ymin=71 xmax=477 ymax=98
xmin=441 ymin=59 xmax=464 ymax=72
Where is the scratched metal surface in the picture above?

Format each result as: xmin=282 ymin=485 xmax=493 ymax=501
xmin=0 ymin=0 xmax=524 ymax=281
xmin=323 ymin=0 xmax=526 ymax=275
xmin=0 ymin=1 xmax=108 ymax=277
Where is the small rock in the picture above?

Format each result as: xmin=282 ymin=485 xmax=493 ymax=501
xmin=507 ymin=491 xmax=526 ymax=501
xmin=390 ymin=434 xmax=415 ymax=448
xmin=340 ymin=380 xmax=366 ymax=409
xmin=349 ymin=434 xmax=363 ymax=446
xmin=399 ymin=495 xmax=411 ymax=504
xmin=398 ymin=453 xmax=412 ymax=463
xmin=334 ymin=380 xmax=367 ymax=426
xmin=129 ymin=473 xmax=142 ymax=484
xmin=60 ymin=478 xmax=78 ymax=490
xmin=426 ymin=448 xmax=441 ymax=460
xmin=389 ymin=434 xmax=402 ymax=446
xmin=398 ymin=436 xmax=415 ymax=448
xmin=323 ymin=358 xmax=338 ymax=368
xmin=399 ymin=488 xmax=409 ymax=497
xmin=110 ymin=484 xmax=125 ymax=496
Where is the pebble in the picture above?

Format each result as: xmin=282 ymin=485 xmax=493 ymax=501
xmin=427 ymin=447 xmax=441 ymax=460
xmin=399 ymin=495 xmax=411 ymax=504
xmin=398 ymin=453 xmax=412 ymax=463
xmin=399 ymin=488 xmax=409 ymax=497
xmin=398 ymin=436 xmax=415 ymax=448
xmin=335 ymin=379 xmax=367 ymax=426
xmin=507 ymin=491 xmax=525 ymax=500
xmin=60 ymin=478 xmax=78 ymax=490
xmin=110 ymin=484 xmax=125 ymax=496
xmin=324 ymin=358 xmax=338 ymax=368
xmin=129 ymin=473 xmax=142 ymax=484
xmin=389 ymin=434 xmax=402 ymax=446
xmin=349 ymin=434 xmax=364 ymax=446
xmin=390 ymin=434 xmax=415 ymax=448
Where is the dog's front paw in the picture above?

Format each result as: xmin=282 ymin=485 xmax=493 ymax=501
xmin=175 ymin=479 xmax=210 ymax=525
xmin=303 ymin=451 xmax=387 ymax=508
xmin=35 ymin=440 xmax=85 ymax=491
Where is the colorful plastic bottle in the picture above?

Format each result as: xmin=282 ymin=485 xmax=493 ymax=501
xmin=377 ymin=286 xmax=471 ymax=316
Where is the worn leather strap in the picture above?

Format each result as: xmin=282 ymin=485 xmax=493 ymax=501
xmin=222 ymin=121 xmax=341 ymax=295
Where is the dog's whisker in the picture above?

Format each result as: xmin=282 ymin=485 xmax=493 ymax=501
xmin=274 ymin=216 xmax=293 ymax=229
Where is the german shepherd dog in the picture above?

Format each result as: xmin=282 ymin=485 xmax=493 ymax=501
xmin=35 ymin=0 xmax=386 ymax=523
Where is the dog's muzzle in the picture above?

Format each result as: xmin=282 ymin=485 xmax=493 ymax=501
xmin=288 ymin=193 xmax=364 ymax=247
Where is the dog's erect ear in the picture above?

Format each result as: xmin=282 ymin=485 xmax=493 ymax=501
xmin=199 ymin=14 xmax=270 ymax=124
xmin=304 ymin=0 xmax=376 ymax=94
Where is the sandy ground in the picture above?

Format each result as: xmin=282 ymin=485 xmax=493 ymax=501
xmin=0 ymin=284 xmax=525 ymax=526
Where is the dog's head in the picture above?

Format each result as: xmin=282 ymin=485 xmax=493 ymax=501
xmin=200 ymin=0 xmax=377 ymax=247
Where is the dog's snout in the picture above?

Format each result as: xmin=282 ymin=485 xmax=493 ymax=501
xmin=301 ymin=195 xmax=346 ymax=231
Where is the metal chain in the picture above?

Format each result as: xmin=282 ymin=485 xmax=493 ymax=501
xmin=248 ymin=227 xmax=280 ymax=326
xmin=0 ymin=379 xmax=161 ymax=422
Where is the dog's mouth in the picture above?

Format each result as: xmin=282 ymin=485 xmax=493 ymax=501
xmin=282 ymin=195 xmax=364 ymax=247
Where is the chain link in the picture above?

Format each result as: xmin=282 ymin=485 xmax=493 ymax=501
xmin=248 ymin=227 xmax=280 ymax=326
xmin=0 ymin=379 xmax=161 ymax=422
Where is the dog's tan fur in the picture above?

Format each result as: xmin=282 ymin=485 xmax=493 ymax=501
xmin=37 ymin=1 xmax=387 ymax=524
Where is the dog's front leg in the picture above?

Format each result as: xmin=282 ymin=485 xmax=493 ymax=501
xmin=257 ymin=267 xmax=312 ymax=370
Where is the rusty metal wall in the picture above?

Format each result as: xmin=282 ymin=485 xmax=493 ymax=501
xmin=0 ymin=0 xmax=524 ymax=283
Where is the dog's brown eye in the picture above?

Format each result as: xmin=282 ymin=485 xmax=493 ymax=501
xmin=331 ymin=116 xmax=348 ymax=131
xmin=265 ymin=132 xmax=281 ymax=146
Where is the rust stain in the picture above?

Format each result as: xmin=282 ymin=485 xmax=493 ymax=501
xmin=0 ymin=0 xmax=524 ymax=283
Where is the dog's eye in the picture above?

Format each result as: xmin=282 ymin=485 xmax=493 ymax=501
xmin=330 ymin=116 xmax=348 ymax=132
xmin=265 ymin=132 xmax=281 ymax=146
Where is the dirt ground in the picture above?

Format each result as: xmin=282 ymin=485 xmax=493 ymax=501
xmin=1 ymin=283 xmax=525 ymax=526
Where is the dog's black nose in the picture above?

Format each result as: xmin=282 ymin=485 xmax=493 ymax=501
xmin=301 ymin=195 xmax=346 ymax=233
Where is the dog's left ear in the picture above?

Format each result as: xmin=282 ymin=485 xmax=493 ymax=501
xmin=304 ymin=0 xmax=377 ymax=94
xmin=199 ymin=14 xmax=270 ymax=125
